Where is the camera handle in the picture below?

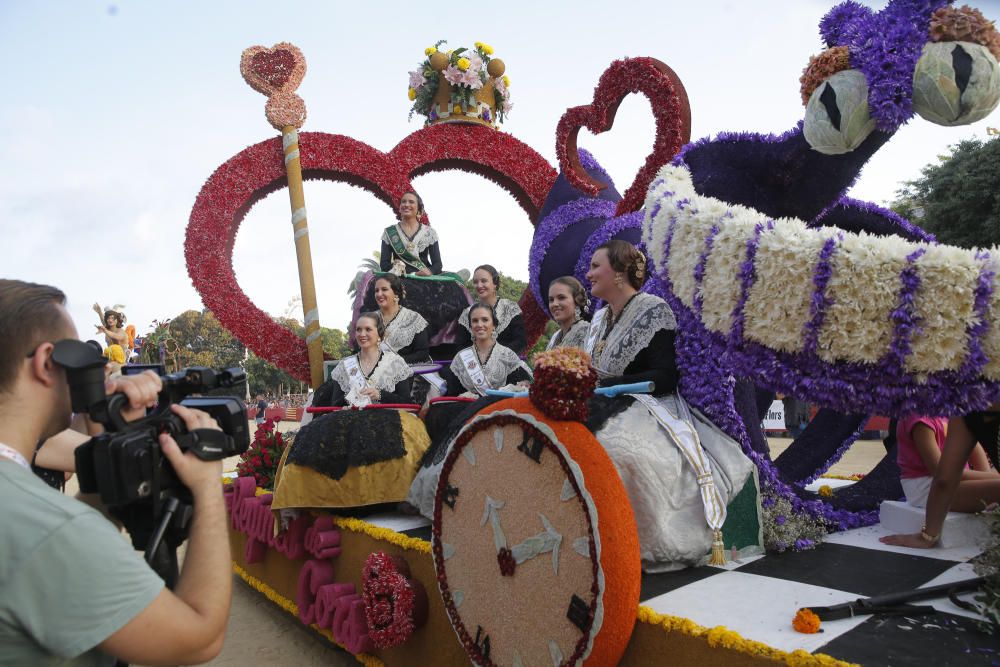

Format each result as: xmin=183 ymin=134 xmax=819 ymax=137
xmin=144 ymin=495 xmax=184 ymax=587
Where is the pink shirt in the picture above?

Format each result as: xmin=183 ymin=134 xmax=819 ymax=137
xmin=896 ymin=415 xmax=948 ymax=479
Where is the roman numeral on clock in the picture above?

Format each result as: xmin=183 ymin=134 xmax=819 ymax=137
xmin=567 ymin=594 xmax=590 ymax=631
xmin=474 ymin=625 xmax=491 ymax=659
xmin=443 ymin=483 xmax=459 ymax=509
xmin=517 ymin=432 xmax=543 ymax=463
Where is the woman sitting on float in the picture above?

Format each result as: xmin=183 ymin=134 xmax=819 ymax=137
xmin=545 ymin=275 xmax=590 ymax=350
xmin=439 ymin=302 xmax=532 ymax=397
xmin=454 ymin=264 xmax=527 ymax=355
xmin=380 ymin=191 xmax=441 ymax=276
xmin=373 ymin=273 xmax=431 ymax=364
xmin=405 ymin=303 xmax=532 ymax=516
xmin=580 ymin=240 xmax=753 ymax=572
xmin=270 ymin=312 xmax=430 ymax=511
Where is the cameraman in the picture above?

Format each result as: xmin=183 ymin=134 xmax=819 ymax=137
xmin=0 ymin=280 xmax=230 ymax=666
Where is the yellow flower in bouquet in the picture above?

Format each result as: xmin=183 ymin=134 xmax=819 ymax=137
xmin=503 ymin=75 xmax=510 ymax=87
xmin=408 ymin=87 xmax=416 ymax=101
xmin=425 ymin=46 xmax=437 ymax=56
xmin=457 ymin=57 xmax=471 ymax=71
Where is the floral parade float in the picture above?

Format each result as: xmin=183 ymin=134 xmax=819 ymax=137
xmin=188 ymin=1 xmax=1000 ymax=664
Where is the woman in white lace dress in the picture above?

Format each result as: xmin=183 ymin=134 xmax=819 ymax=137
xmin=379 ymin=191 xmax=442 ymax=276
xmin=405 ymin=303 xmax=532 ymax=517
xmin=373 ymin=274 xmax=431 ymax=364
xmin=272 ymin=313 xmax=430 ymax=510
xmin=584 ymin=240 xmax=754 ymax=572
xmin=545 ymin=275 xmax=590 ymax=350
xmin=455 ymin=264 xmax=527 ymax=355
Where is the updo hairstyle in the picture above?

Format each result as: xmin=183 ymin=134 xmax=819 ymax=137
xmin=598 ymin=239 xmax=648 ymax=290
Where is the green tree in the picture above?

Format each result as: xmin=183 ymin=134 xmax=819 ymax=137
xmin=163 ymin=310 xmax=245 ymax=369
xmin=892 ymin=137 xmax=1000 ymax=249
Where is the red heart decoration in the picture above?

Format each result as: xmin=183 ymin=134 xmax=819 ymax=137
xmin=186 ymin=124 xmax=556 ymax=382
xmin=240 ymin=43 xmax=306 ymax=96
xmin=556 ymin=57 xmax=691 ymax=216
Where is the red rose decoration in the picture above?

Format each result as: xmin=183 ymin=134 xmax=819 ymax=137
xmin=361 ymin=552 xmax=428 ymax=648
xmin=186 ymin=124 xmax=556 ymax=382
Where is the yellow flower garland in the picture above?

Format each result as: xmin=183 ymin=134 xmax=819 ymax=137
xmin=636 ymin=606 xmax=856 ymax=667
xmin=232 ymin=563 xmax=384 ymax=667
xmin=331 ymin=516 xmax=432 ymax=554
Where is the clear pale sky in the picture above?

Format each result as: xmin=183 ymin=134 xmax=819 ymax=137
xmin=2 ymin=0 xmax=998 ymax=341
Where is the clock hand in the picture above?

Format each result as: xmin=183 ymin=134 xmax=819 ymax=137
xmin=510 ymin=513 xmax=563 ymax=575
xmin=481 ymin=495 xmax=507 ymax=553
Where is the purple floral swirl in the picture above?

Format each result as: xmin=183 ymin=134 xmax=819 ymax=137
xmin=728 ymin=220 xmax=771 ymax=347
xmin=798 ymin=419 xmax=867 ymax=488
xmin=572 ymin=210 xmax=645 ymax=289
xmin=832 ymin=0 xmax=947 ymax=132
xmin=528 ymin=198 xmax=617 ymax=309
xmin=958 ymin=251 xmax=996 ymax=382
xmin=692 ymin=220 xmax=723 ymax=317
xmin=880 ymin=247 xmax=927 ymax=375
xmin=801 ymin=234 xmax=840 ymax=356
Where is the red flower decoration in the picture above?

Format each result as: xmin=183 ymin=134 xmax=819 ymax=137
xmin=497 ymin=547 xmax=516 ymax=576
xmin=186 ymin=124 xmax=557 ymax=382
xmin=362 ymin=552 xmax=428 ymax=648
xmin=556 ymin=57 xmax=691 ymax=216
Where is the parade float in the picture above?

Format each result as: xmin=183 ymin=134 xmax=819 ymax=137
xmin=188 ymin=1 xmax=1000 ymax=664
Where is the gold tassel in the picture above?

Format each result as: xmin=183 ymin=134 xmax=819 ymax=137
xmin=709 ymin=529 xmax=727 ymax=566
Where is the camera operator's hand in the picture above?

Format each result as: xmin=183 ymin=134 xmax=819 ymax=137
xmin=105 ymin=370 xmax=161 ymax=422
xmin=159 ymin=404 xmax=223 ymax=498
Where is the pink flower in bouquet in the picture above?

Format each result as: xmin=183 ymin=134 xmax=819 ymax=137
xmin=408 ymin=69 xmax=426 ymax=90
xmin=442 ymin=65 xmax=465 ymax=87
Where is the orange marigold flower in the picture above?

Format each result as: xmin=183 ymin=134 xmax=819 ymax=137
xmin=930 ymin=5 xmax=1000 ymax=61
xmin=799 ymin=46 xmax=851 ymax=105
xmin=818 ymin=484 xmax=833 ymax=497
xmin=792 ymin=608 xmax=822 ymax=634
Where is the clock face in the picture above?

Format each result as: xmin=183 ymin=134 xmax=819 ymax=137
xmin=433 ymin=410 xmax=604 ymax=667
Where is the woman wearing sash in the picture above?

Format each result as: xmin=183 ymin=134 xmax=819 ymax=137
xmin=454 ymin=264 xmax=527 ymax=355
xmin=373 ymin=274 xmax=430 ymax=364
xmin=584 ymin=240 xmax=754 ymax=572
xmin=545 ymin=276 xmax=590 ymax=350
xmin=271 ymin=313 xmax=431 ymax=510
xmin=380 ymin=191 xmax=442 ymax=276
xmin=404 ymin=303 xmax=533 ymax=517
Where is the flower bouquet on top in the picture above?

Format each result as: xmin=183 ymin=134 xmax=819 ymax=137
xmin=236 ymin=417 xmax=290 ymax=490
xmin=408 ymin=40 xmax=512 ymax=126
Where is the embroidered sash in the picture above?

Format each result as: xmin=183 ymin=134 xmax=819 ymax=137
xmin=339 ymin=356 xmax=371 ymax=406
xmin=457 ymin=348 xmax=490 ymax=396
xmin=385 ymin=225 xmax=428 ymax=273
xmin=628 ymin=393 xmax=727 ymax=537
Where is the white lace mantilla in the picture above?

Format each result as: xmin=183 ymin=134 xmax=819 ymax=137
xmin=450 ymin=343 xmax=532 ymax=393
xmin=459 ymin=298 xmax=522 ymax=335
xmin=382 ymin=307 xmax=428 ymax=352
xmin=381 ymin=223 xmax=439 ymax=255
xmin=546 ymin=319 xmax=590 ymax=350
xmin=591 ymin=293 xmax=676 ymax=376
xmin=331 ymin=350 xmax=413 ymax=395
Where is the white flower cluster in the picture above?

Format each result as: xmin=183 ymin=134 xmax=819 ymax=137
xmin=643 ymin=163 xmax=1000 ymax=380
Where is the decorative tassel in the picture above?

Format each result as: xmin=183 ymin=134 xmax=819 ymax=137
xmin=709 ymin=529 xmax=727 ymax=566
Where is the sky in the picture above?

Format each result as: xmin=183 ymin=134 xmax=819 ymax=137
xmin=2 ymin=0 xmax=999 ymax=343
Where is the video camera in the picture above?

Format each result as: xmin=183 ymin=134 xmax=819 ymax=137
xmin=51 ymin=339 xmax=250 ymax=585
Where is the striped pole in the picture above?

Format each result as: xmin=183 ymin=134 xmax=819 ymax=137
xmin=282 ymin=126 xmax=325 ymax=388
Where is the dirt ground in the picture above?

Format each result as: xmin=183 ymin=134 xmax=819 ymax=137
xmin=68 ymin=422 xmax=889 ymax=666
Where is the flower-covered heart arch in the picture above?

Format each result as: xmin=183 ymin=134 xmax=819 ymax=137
xmin=186 ymin=123 xmax=556 ymax=382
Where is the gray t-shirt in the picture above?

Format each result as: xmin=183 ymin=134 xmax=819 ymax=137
xmin=0 ymin=458 xmax=164 ymax=666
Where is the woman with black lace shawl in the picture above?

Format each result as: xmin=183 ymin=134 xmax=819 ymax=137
xmin=453 ymin=264 xmax=527 ymax=356
xmin=372 ymin=274 xmax=431 ymax=364
xmin=272 ymin=313 xmax=430 ymax=510
xmin=583 ymin=240 xmax=754 ymax=572
xmin=404 ymin=303 xmax=532 ymax=516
